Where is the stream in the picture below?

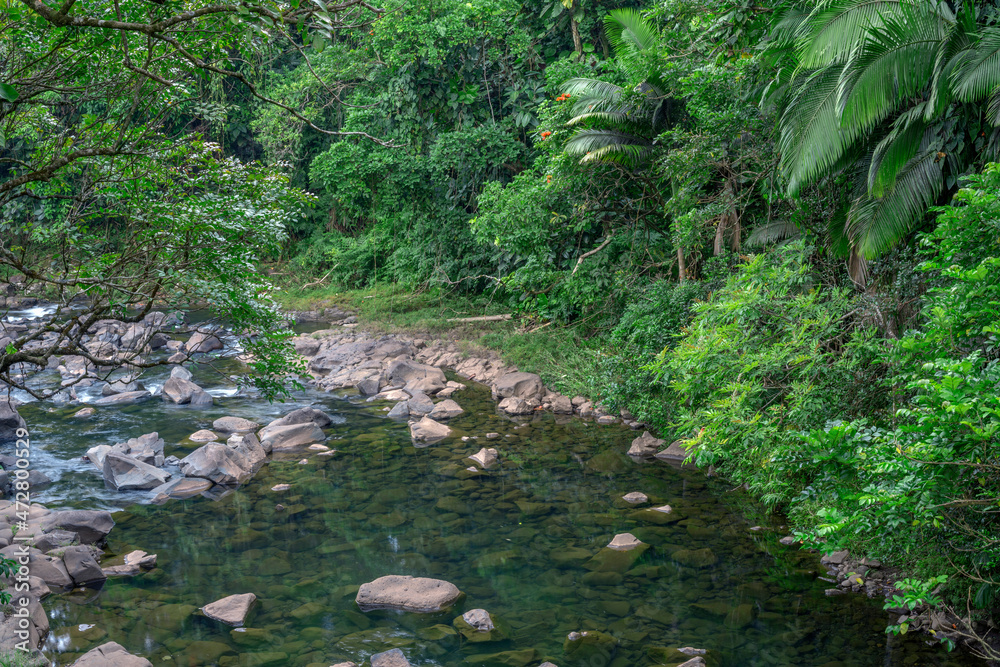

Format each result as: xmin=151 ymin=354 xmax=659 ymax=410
xmin=3 ymin=307 xmax=988 ymax=667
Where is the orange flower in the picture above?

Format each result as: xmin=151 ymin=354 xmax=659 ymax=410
xmin=546 ymin=175 xmax=552 ymax=182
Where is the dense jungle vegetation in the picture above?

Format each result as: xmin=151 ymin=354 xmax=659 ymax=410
xmin=2 ymin=0 xmax=1000 ymax=657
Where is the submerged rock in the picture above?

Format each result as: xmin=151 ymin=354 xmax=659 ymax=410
xmin=356 ymin=575 xmax=463 ymax=613
xmin=607 ymin=533 xmax=644 ymax=551
xmin=202 ymin=592 xmax=256 ymax=627
xmin=70 ymin=641 xmax=152 ymax=666
xmin=150 ymin=477 xmax=214 ymax=502
xmin=453 ymin=608 xmax=507 ymax=643
xmin=467 ymin=447 xmax=498 ymax=469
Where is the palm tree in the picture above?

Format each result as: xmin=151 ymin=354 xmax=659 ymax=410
xmin=559 ymin=9 xmax=674 ymax=168
xmin=771 ymin=0 xmax=1000 ymax=278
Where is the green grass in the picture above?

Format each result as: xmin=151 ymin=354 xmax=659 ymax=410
xmin=274 ymin=282 xmax=605 ymax=398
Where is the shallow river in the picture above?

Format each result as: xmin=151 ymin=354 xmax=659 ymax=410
xmin=5 ymin=312 xmax=986 ymax=666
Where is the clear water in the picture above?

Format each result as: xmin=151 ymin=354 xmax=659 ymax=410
xmin=11 ymin=355 xmax=986 ymax=666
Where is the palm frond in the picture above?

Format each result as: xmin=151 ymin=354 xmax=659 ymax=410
xmin=779 ymin=64 xmax=861 ymax=196
xmin=867 ymin=105 xmax=927 ymax=195
xmin=837 ymin=6 xmax=945 ymax=132
xmin=847 ymin=147 xmax=944 ymax=258
xmin=566 ymin=111 xmax=647 ymax=131
xmin=745 ymin=220 xmax=801 ymax=247
xmin=605 ymin=9 xmax=660 ymax=57
xmin=561 ymin=78 xmax=625 ymax=100
xmin=952 ymin=25 xmax=1000 ymax=105
xmin=564 ymin=129 xmax=652 ymax=155
xmin=797 ymin=0 xmax=917 ymax=69
xmin=579 ymin=143 xmax=655 ymax=169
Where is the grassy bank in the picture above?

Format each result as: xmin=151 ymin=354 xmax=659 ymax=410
xmin=275 ymin=283 xmax=607 ymax=400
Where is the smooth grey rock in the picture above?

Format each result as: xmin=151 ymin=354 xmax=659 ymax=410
xmin=258 ymin=422 xmax=326 ymax=453
xmin=386 ymin=359 xmax=446 ymax=395
xmin=356 ymin=376 xmax=381 ymax=396
xmin=202 ymin=592 xmax=256 ymax=626
xmin=212 ymin=416 xmax=259 ymax=433
xmin=42 ymin=510 xmax=114 ymax=545
xmin=621 ymin=492 xmax=648 ymax=505
xmin=188 ymin=429 xmax=219 ymax=442
xmin=356 ymin=575 xmax=462 ymax=613
xmin=91 ymin=390 xmax=152 ymax=406
xmin=170 ymin=365 xmax=193 ymax=381
xmin=162 ymin=377 xmax=212 ymax=405
xmin=655 ymin=440 xmax=690 ymax=462
xmin=428 ymin=399 xmax=463 ymax=420
xmin=101 ymin=379 xmax=145 ymax=396
xmin=103 ymin=453 xmax=170 ymax=491
xmin=226 ymin=433 xmax=267 ymax=471
xmin=462 ymin=609 xmax=494 ymax=632
xmin=70 ymin=641 xmax=153 ymax=666
xmin=410 ymin=416 xmax=451 ymax=443
xmin=150 ymin=477 xmax=214 ymax=501
xmin=551 ymin=395 xmax=574 ymax=414
xmin=178 ymin=443 xmax=251 ymax=485
xmin=387 ymin=401 xmax=409 ymax=419
xmin=492 ymin=371 xmax=543 ymax=401
xmin=62 ymin=545 xmax=106 ymax=585
xmin=264 ymin=406 xmax=333 ymax=429
xmin=85 ymin=445 xmax=113 ymax=470
xmin=406 ymin=391 xmax=434 ymax=416
xmin=186 ymin=328 xmax=223 ymax=354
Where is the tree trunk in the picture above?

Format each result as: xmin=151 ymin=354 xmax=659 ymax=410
xmin=571 ymin=1 xmax=583 ymax=59
xmin=677 ymin=247 xmax=686 ymax=282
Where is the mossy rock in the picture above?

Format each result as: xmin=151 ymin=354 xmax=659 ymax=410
xmin=583 ymin=544 xmax=649 ymax=573
xmin=463 ymin=648 xmax=538 ymax=667
xmin=563 ymin=630 xmax=617 ymax=667
xmin=453 ymin=611 xmax=509 ymax=643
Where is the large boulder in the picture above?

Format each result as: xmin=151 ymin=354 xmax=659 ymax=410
xmin=91 ymin=390 xmax=152 ymax=406
xmin=258 ymin=422 xmax=325 ymax=453
xmin=162 ymin=377 xmax=213 ymax=406
xmin=41 ymin=510 xmax=114 ymax=545
xmin=226 ymin=433 xmax=267 ymax=471
xmin=386 ymin=360 xmax=446 ymax=395
xmin=655 ymin=440 xmax=691 ymax=462
xmin=178 ymin=443 xmax=252 ymax=485
xmin=213 ymin=416 xmax=259 ymax=433
xmin=428 ymin=399 xmax=463 ymax=420
xmin=492 ymin=371 xmax=544 ymax=402
xmin=0 ymin=401 xmax=27 ymax=444
xmin=113 ymin=432 xmax=165 ymax=466
xmin=202 ymin=593 xmax=256 ymax=627
xmin=409 ymin=417 xmax=451 ymax=443
xmin=101 ymin=379 xmax=145 ymax=396
xmin=263 ymin=406 xmax=334 ymax=430
xmin=71 ymin=641 xmax=153 ymax=667
xmin=356 ymin=575 xmax=463 ymax=613
xmin=498 ymin=397 xmax=535 ymax=416
xmin=62 ymin=545 xmax=107 ymax=585
xmin=186 ymin=328 xmax=223 ymax=354
xmin=628 ymin=431 xmax=665 ymax=458
xmin=103 ymin=453 xmax=171 ymax=491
